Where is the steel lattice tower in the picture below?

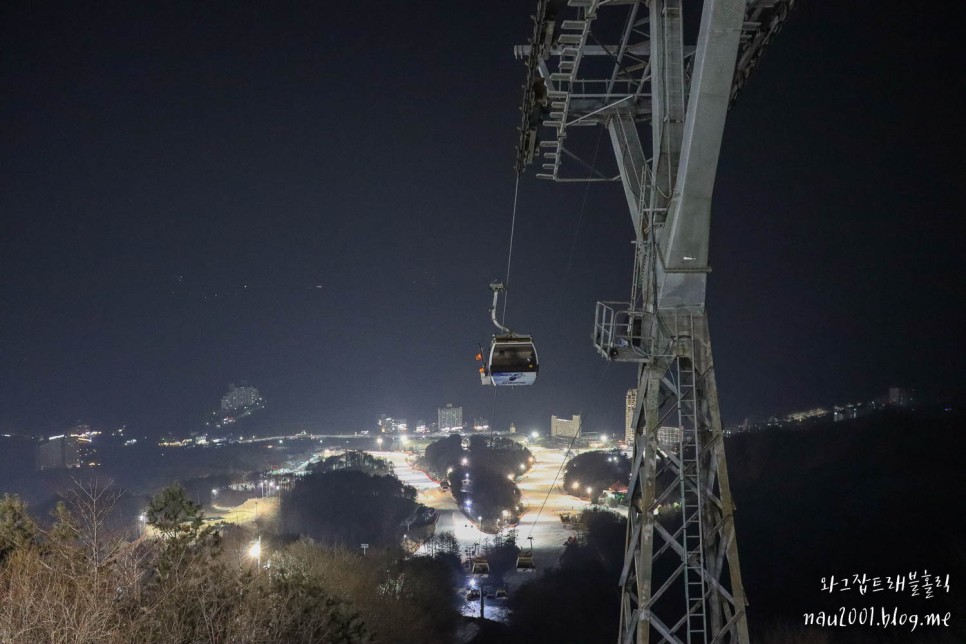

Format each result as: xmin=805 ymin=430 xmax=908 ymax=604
xmin=513 ymin=1 xmax=796 ymax=642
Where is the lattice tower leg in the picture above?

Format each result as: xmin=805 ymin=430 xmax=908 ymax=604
xmin=618 ymin=312 xmax=749 ymax=644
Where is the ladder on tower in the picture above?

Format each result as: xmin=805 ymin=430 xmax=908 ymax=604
xmin=675 ymin=309 xmax=708 ymax=643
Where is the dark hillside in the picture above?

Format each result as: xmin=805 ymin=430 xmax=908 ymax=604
xmin=729 ymin=408 xmax=965 ymax=641
xmin=478 ymin=408 xmax=965 ymax=643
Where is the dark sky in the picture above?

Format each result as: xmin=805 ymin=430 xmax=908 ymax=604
xmin=2 ymin=1 xmax=963 ymax=438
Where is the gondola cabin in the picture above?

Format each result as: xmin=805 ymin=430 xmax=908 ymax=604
xmin=487 ymin=335 xmax=538 ymax=386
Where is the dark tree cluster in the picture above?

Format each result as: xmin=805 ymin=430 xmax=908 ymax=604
xmin=562 ymin=450 xmax=630 ymax=502
xmin=467 ymin=435 xmax=534 ymax=480
xmin=421 ymin=433 xmax=464 ymax=478
xmin=452 ymin=465 xmax=520 ymax=530
xmin=422 ymin=434 xmax=533 ymax=529
xmin=474 ymin=410 xmax=966 ymax=643
xmin=479 ymin=529 xmax=521 ymax=584
xmin=0 ymin=483 xmax=462 ymax=644
xmin=471 ymin=509 xmax=626 ymax=644
xmin=726 ymin=409 xmax=966 ymax=640
xmin=311 ymin=450 xmax=395 ymax=476
xmin=280 ymin=469 xmax=419 ymax=547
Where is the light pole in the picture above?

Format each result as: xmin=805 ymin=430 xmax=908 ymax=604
xmin=248 ymin=536 xmax=262 ymax=570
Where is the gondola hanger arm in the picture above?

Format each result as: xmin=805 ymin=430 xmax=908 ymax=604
xmin=489 ymin=281 xmax=511 ymax=334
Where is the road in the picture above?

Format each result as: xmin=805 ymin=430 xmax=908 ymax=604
xmin=511 ymin=445 xmax=593 ymax=572
xmin=377 ymin=445 xmax=597 ymax=620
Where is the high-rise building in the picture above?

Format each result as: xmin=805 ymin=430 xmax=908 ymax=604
xmin=36 ymin=434 xmax=83 ymax=471
xmin=625 ymin=388 xmax=637 ymax=446
xmin=377 ymin=416 xmax=408 ymax=433
xmin=551 ymin=414 xmax=581 ymax=439
xmin=438 ymin=404 xmax=463 ymax=432
xmin=221 ymin=383 xmax=264 ymax=412
xmin=888 ymin=387 xmax=911 ymax=408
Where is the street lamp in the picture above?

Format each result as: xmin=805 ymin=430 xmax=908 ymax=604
xmin=461 ymin=457 xmax=469 ymax=466
xmin=519 ymin=463 xmax=526 ymax=470
xmin=248 ymin=536 xmax=262 ymax=569
xmin=571 ymin=481 xmax=580 ymax=490
xmin=530 ymin=431 xmax=539 ymax=439
xmin=377 ymin=437 xmax=383 ymax=448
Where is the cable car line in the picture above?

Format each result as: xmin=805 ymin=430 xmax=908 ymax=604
xmin=523 ymin=361 xmax=611 ymax=543
xmin=501 ymin=172 xmax=522 ymax=325
xmin=552 ymin=128 xmax=604 ymax=320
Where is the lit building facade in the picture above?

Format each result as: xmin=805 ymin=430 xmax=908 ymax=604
xmin=625 ymin=388 xmax=637 ymax=446
xmin=551 ymin=414 xmax=581 ymax=439
xmin=220 ymin=383 xmax=264 ymax=412
xmin=36 ymin=434 xmax=83 ymax=471
xmin=377 ymin=416 xmax=408 ymax=433
xmin=438 ymin=404 xmax=463 ymax=432
xmin=889 ymin=387 xmax=911 ymax=407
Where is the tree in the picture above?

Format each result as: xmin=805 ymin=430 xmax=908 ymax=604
xmin=57 ymin=479 xmax=123 ymax=568
xmin=145 ymin=484 xmax=221 ymax=584
xmin=0 ymin=494 xmax=38 ymax=561
xmin=562 ymin=450 xmax=630 ymax=501
xmin=421 ymin=433 xmax=464 ymax=478
xmin=281 ymin=470 xmax=419 ymax=547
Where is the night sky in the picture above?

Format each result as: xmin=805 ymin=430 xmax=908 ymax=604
xmin=2 ymin=1 xmax=963 ymax=438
